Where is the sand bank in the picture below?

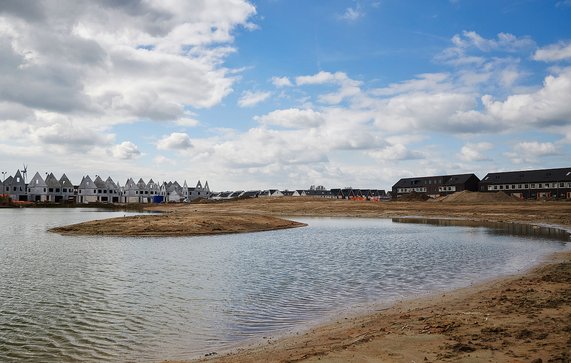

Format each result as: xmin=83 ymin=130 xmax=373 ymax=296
xmin=49 ymin=212 xmax=306 ymax=237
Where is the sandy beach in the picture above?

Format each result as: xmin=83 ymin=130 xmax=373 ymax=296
xmin=51 ymin=196 xmax=571 ymax=362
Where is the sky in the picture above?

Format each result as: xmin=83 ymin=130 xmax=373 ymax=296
xmin=1 ymin=0 xmax=571 ymax=191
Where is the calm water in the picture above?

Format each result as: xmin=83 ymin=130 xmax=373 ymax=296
xmin=0 ymin=209 xmax=569 ymax=362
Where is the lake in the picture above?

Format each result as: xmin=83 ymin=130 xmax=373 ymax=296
xmin=0 ymin=208 xmax=569 ymax=361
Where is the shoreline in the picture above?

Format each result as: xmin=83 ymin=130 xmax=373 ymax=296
xmin=179 ymin=250 xmax=570 ymax=363
xmin=153 ymin=198 xmax=571 ymax=363
xmin=39 ymin=197 xmax=571 ymax=361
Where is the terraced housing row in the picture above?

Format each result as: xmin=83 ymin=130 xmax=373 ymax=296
xmin=0 ymin=170 xmax=210 ymax=203
xmin=392 ymin=167 xmax=571 ymax=200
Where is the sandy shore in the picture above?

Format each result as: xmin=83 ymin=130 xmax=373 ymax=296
xmin=48 ymin=197 xmax=571 ymax=361
xmin=149 ymin=197 xmax=570 ymax=363
xmin=49 ymin=211 xmax=306 ymax=236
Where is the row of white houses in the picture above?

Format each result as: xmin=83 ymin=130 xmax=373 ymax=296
xmin=1 ymin=170 xmax=211 ymax=204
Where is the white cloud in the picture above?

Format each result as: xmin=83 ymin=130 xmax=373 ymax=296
xmin=156 ymin=132 xmax=193 ymax=150
xmin=110 ymin=141 xmax=141 ymax=160
xmin=255 ymin=108 xmax=324 ymax=128
xmin=451 ymin=31 xmax=535 ymax=52
xmin=296 ymin=71 xmax=363 ymax=105
xmin=238 ymin=90 xmax=272 ymax=107
xmin=513 ymin=141 xmax=558 ymax=156
xmin=481 ymin=67 xmax=571 ymax=127
xmin=340 ymin=7 xmax=364 ymax=22
xmin=368 ymin=144 xmax=425 ymax=161
xmin=153 ymin=155 xmax=176 ymax=166
xmin=296 ymin=71 xmax=347 ymax=85
xmin=271 ymin=76 xmax=293 ymax=87
xmin=459 ymin=142 xmax=493 ymax=161
xmin=505 ymin=141 xmax=559 ymax=164
xmin=533 ymin=41 xmax=571 ymax=62
xmin=175 ymin=117 xmax=200 ymax=127
xmin=0 ymin=0 xmax=256 ymax=126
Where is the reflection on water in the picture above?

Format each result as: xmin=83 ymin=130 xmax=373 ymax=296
xmin=392 ymin=217 xmax=571 ymax=242
xmin=0 ymin=210 xmax=569 ymax=361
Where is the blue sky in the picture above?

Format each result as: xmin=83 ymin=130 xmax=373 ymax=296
xmin=1 ymin=0 xmax=571 ymax=190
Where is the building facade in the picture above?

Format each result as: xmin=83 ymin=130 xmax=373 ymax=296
xmin=480 ymin=168 xmax=571 ymax=200
xmin=392 ymin=173 xmax=480 ymax=199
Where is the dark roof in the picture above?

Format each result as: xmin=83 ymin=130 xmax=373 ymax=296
xmin=305 ymin=190 xmax=333 ymax=196
xmin=481 ymin=167 xmax=571 ymax=184
xmin=392 ymin=173 xmax=478 ymax=188
xmin=241 ymin=190 xmax=260 ymax=197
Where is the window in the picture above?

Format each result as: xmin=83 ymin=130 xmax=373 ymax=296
xmin=524 ymin=184 xmax=528 ymax=189
xmin=56 ymin=188 xmax=60 ymax=193
xmin=560 ymin=183 xmax=564 ymax=188
xmin=511 ymin=185 xmax=515 ymax=189
xmin=531 ymin=183 xmax=535 ymax=188
xmin=518 ymin=185 xmax=522 ymax=189
xmin=49 ymin=188 xmax=53 ymax=193
xmin=499 ymin=185 xmax=504 ymax=190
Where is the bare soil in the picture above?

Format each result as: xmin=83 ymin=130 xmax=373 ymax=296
xmin=49 ymin=212 xmax=306 ymax=237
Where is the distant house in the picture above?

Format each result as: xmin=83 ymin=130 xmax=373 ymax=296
xmin=147 ymin=179 xmax=161 ymax=203
xmin=305 ymin=189 xmax=335 ymax=198
xmin=60 ymin=174 xmax=75 ymax=202
xmin=480 ymin=167 xmax=571 ymax=200
xmin=7 ymin=170 xmax=28 ymax=201
xmin=45 ymin=173 xmax=63 ymax=202
xmin=77 ymin=175 xmax=98 ymax=203
xmin=241 ymin=190 xmax=261 ymax=198
xmin=28 ymin=172 xmax=48 ymax=202
xmin=392 ymin=173 xmax=480 ymax=199
xmin=105 ymin=177 xmax=120 ymax=203
xmin=259 ymin=189 xmax=283 ymax=197
xmin=122 ymin=178 xmax=138 ymax=203
xmin=188 ymin=180 xmax=211 ymax=201
xmin=293 ymin=190 xmax=306 ymax=197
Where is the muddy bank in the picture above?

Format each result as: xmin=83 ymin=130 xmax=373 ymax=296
xmin=49 ymin=212 xmax=306 ymax=237
xmin=184 ymin=252 xmax=571 ymax=363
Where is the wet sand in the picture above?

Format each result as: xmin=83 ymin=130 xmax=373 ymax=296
xmin=155 ymin=198 xmax=570 ymax=363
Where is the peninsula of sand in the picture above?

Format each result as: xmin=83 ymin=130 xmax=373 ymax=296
xmin=49 ymin=192 xmax=571 ymax=362
xmin=49 ymin=212 xmax=306 ymax=237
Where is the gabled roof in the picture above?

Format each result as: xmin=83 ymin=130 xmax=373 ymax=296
xmin=443 ymin=174 xmax=478 ymax=186
xmin=105 ymin=177 xmax=118 ymax=190
xmin=481 ymin=167 xmax=571 ymax=184
xmin=59 ymin=174 xmax=74 ymax=188
xmin=78 ymin=175 xmax=94 ymax=189
xmin=93 ymin=176 xmax=106 ymax=189
xmin=45 ymin=173 xmax=61 ymax=188
xmin=29 ymin=172 xmax=47 ymax=188
xmin=241 ymin=190 xmax=260 ymax=197
xmin=392 ymin=173 xmax=479 ymax=188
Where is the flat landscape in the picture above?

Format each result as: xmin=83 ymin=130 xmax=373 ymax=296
xmin=146 ymin=195 xmax=570 ymax=363
xmin=50 ymin=195 xmax=571 ymax=362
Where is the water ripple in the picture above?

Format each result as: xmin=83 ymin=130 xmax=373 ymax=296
xmin=0 ymin=210 xmax=568 ymax=361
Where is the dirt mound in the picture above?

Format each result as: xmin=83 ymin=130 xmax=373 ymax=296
xmin=397 ymin=192 xmax=430 ymax=201
xmin=440 ymin=190 xmax=521 ymax=203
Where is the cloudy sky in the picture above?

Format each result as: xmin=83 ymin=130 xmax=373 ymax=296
xmin=1 ymin=0 xmax=571 ymax=191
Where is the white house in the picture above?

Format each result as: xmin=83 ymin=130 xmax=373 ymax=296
xmin=28 ymin=172 xmax=48 ymax=202
xmin=77 ymin=175 xmax=98 ymax=203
